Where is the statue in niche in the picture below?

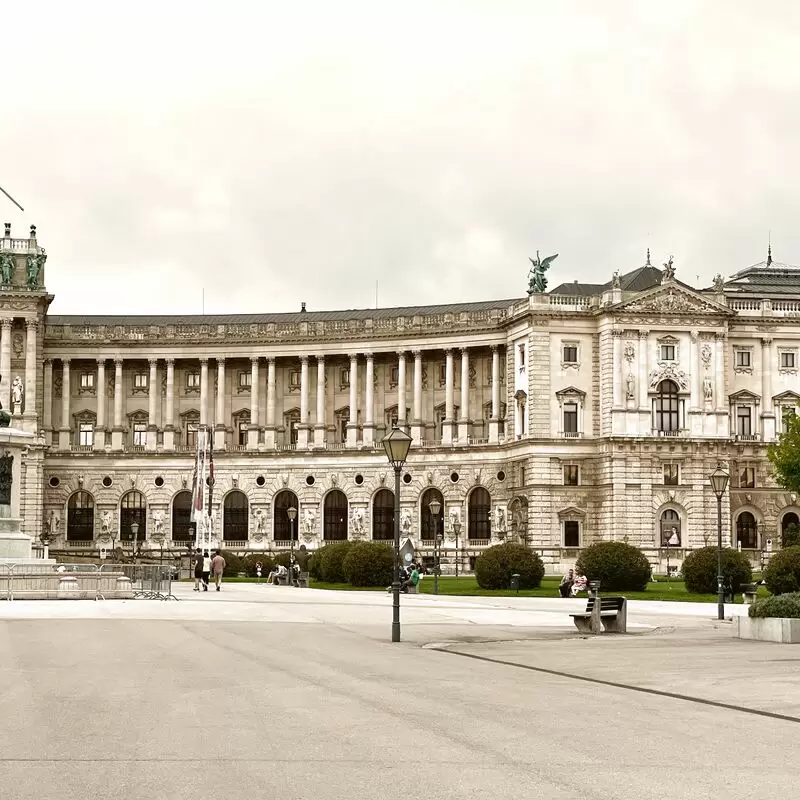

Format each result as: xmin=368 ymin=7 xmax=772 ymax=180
xmin=662 ymin=255 xmax=676 ymax=281
xmin=703 ymin=377 xmax=713 ymax=402
xmin=11 ymin=376 xmax=23 ymax=412
xmin=527 ymin=251 xmax=559 ymax=295
xmin=101 ymin=510 xmax=114 ymax=537
xmin=303 ymin=507 xmax=317 ymax=535
xmin=495 ymin=506 xmax=506 ymax=532
xmin=625 ymin=372 xmax=635 ymax=401
xmin=152 ymin=510 xmax=164 ymax=536
xmin=0 ymin=452 xmax=12 ymax=506
xmin=350 ymin=507 xmax=365 ymax=535
xmin=0 ymin=251 xmax=13 ymax=285
xmin=400 ymin=509 xmax=412 ymax=534
xmin=253 ymin=508 xmax=266 ymax=535
xmin=26 ymin=248 xmax=45 ymax=289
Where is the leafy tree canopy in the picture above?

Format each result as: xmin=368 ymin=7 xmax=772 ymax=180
xmin=768 ymin=413 xmax=800 ymax=494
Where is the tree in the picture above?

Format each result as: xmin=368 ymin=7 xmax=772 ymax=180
xmin=768 ymin=413 xmax=800 ymax=494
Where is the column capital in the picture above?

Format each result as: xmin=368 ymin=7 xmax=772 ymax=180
xmin=639 ymin=329 xmax=650 ymax=340
xmin=411 ymin=349 xmax=421 ymax=358
xmin=95 ymin=357 xmax=105 ymax=367
xmin=761 ymin=336 xmax=772 ymax=346
xmin=149 ymin=358 xmax=158 ymax=368
xmin=364 ymin=351 xmax=374 ymax=361
xmin=114 ymin=358 xmax=123 ymax=368
xmin=396 ymin=350 xmax=406 ymax=360
xmin=348 ymin=353 xmax=358 ymax=363
xmin=0 ymin=317 xmax=12 ymax=329
xmin=165 ymin=357 xmax=175 ymax=367
xmin=300 ymin=355 xmax=309 ymax=365
xmin=216 ymin=357 xmax=225 ymax=366
xmin=250 ymin=356 xmax=259 ymax=365
xmin=444 ymin=348 xmax=453 ymax=356
xmin=611 ymin=328 xmax=624 ymax=338
xmin=316 ymin=354 xmax=325 ymax=363
xmin=267 ymin=356 xmax=276 ymax=366
xmin=459 ymin=346 xmax=469 ymax=355
xmin=199 ymin=357 xmax=209 ymax=365
xmin=43 ymin=358 xmax=52 ymax=367
xmin=62 ymin=357 xmax=71 ymax=367
xmin=25 ymin=319 xmax=38 ymax=331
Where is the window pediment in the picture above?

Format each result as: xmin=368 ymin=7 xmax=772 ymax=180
xmin=126 ymin=408 xmax=149 ymax=422
xmin=73 ymin=409 xmax=97 ymax=424
xmin=180 ymin=409 xmax=200 ymax=420
xmin=558 ymin=506 xmax=586 ymax=521
xmin=555 ymin=386 xmax=586 ymax=400
xmin=774 ymin=391 xmax=800 ymax=404
xmin=729 ymin=390 xmax=760 ymax=405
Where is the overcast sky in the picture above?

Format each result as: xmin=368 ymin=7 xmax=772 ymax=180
xmin=1 ymin=1 xmax=798 ymax=315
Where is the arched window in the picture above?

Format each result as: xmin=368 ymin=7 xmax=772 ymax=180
xmin=171 ymin=490 xmax=195 ymax=542
xmin=66 ymin=491 xmax=94 ymax=541
xmin=420 ymin=488 xmax=444 ymax=541
xmin=223 ymin=490 xmax=249 ymax=541
xmin=372 ymin=489 xmax=394 ymax=541
xmin=468 ymin=487 xmax=491 ymax=541
xmin=655 ymin=380 xmax=680 ymax=432
xmin=324 ymin=490 xmax=348 ymax=541
xmin=736 ymin=512 xmax=758 ymax=549
xmin=120 ymin=490 xmax=146 ymax=541
xmin=273 ymin=490 xmax=299 ymax=541
xmin=660 ymin=509 xmax=681 ymax=547
xmin=781 ymin=512 xmax=799 ymax=538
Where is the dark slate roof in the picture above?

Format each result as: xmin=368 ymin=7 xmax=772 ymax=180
xmin=549 ymin=264 xmax=664 ymax=297
xmin=46 ymin=297 xmax=523 ymax=326
xmin=720 ymin=260 xmax=800 ymax=295
xmin=548 ymin=281 xmax=604 ymax=297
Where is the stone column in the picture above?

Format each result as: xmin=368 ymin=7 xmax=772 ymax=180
xmin=761 ymin=337 xmax=775 ymax=441
xmin=199 ymin=358 xmax=209 ymax=426
xmin=346 ymin=354 xmax=358 ymax=447
xmin=314 ymin=355 xmax=326 ymax=447
xmin=612 ymin=329 xmax=623 ymax=408
xmin=56 ymin=359 xmax=71 ymax=449
xmin=489 ymin=346 xmax=501 ymax=444
xmin=715 ymin=333 xmax=729 ymax=437
xmin=214 ymin=358 xmax=226 ymax=449
xmin=0 ymin=318 xmax=11 ymax=411
xmin=111 ymin=358 xmax=124 ymax=450
xmin=689 ymin=331 xmax=700 ymax=411
xmin=442 ymin=349 xmax=454 ymax=445
xmin=163 ymin=359 xmax=175 ymax=450
xmin=363 ymin=353 xmax=375 ymax=445
xmin=146 ymin=359 xmax=158 ymax=451
xmin=264 ymin=357 xmax=276 ymax=449
xmin=396 ymin=351 xmax=407 ymax=429
xmin=297 ymin=356 xmax=310 ymax=448
xmin=247 ymin=357 xmax=260 ymax=450
xmin=637 ymin=331 xmax=649 ymax=408
xmin=411 ymin=350 xmax=424 ymax=443
xmin=23 ymin=320 xmax=37 ymax=428
xmin=458 ymin=347 xmax=470 ymax=442
xmin=91 ymin=359 xmax=105 ymax=450
xmin=43 ymin=359 xmax=53 ymax=445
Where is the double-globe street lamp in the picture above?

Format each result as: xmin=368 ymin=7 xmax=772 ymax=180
xmin=382 ymin=424 xmax=413 ymax=643
xmin=709 ymin=464 xmax=730 ymax=621
xmin=428 ymin=498 xmax=442 ymax=594
xmin=287 ymin=505 xmax=298 ymax=586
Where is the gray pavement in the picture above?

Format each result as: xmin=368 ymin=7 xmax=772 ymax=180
xmin=0 ymin=585 xmax=797 ymax=799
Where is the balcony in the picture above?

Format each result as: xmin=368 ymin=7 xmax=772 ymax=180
xmin=652 ymin=429 xmax=688 ymax=438
xmin=221 ymin=540 xmax=248 ymax=549
xmin=64 ymin=540 xmax=94 ymax=548
xmin=559 ymin=431 xmax=583 ymax=439
xmin=733 ymin=434 xmax=760 ymax=442
xmin=466 ymin=539 xmax=490 ymax=547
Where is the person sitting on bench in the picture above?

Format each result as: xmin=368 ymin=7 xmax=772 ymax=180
xmin=559 ymin=569 xmax=575 ymax=597
xmin=570 ymin=572 xmax=588 ymax=596
xmin=401 ymin=565 xmax=420 ymax=593
xmin=267 ymin=564 xmax=287 ymax=585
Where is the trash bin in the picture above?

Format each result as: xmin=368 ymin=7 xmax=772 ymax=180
xmin=510 ymin=573 xmax=520 ymax=592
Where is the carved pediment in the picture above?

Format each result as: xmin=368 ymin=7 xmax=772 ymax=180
xmin=773 ymin=391 xmax=800 ymax=404
xmin=648 ymin=363 xmax=689 ymax=391
xmin=729 ymin=390 xmax=760 ymax=405
xmin=555 ymin=386 xmax=586 ymax=400
xmin=617 ymin=285 xmax=729 ymax=315
xmin=557 ymin=505 xmax=586 ymax=520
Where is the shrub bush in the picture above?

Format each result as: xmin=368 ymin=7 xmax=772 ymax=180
xmin=343 ymin=541 xmax=394 ymax=587
xmin=308 ymin=547 xmax=325 ymax=580
xmin=763 ymin=545 xmax=800 ymax=596
xmin=749 ymin=591 xmax=800 ymax=619
xmin=782 ymin=524 xmax=800 ymax=549
xmin=575 ymin=541 xmax=651 ymax=592
xmin=219 ymin=550 xmax=246 ymax=576
xmin=312 ymin=541 xmax=353 ymax=583
xmin=475 ymin=543 xmax=544 ymax=590
xmin=681 ymin=546 xmax=752 ymax=594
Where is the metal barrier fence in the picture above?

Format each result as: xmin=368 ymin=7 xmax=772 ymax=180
xmin=0 ymin=562 xmax=177 ymax=601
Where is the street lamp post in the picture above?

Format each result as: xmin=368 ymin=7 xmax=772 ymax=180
xmin=453 ymin=520 xmax=462 ymax=578
xmin=287 ymin=506 xmax=297 ymax=586
xmin=428 ymin=498 xmax=442 ymax=594
xmin=382 ymin=425 xmax=413 ymax=643
xmin=709 ymin=465 xmax=730 ymax=621
xmin=130 ymin=521 xmax=140 ymax=563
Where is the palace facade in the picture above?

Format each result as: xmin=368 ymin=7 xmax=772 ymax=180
xmin=3 ymin=223 xmax=799 ymax=573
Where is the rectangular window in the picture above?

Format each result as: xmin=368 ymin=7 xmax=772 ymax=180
xmin=663 ymin=464 xmax=679 ymax=485
xmin=438 ymin=363 xmax=446 ymax=386
xmin=133 ymin=372 xmax=148 ymax=390
xmin=737 ymin=406 xmax=752 ymax=437
xmin=132 ymin=422 xmax=147 ymax=446
xmin=739 ymin=467 xmax=755 ymax=489
xmin=735 ymin=350 xmax=751 ymax=368
xmin=563 ymin=520 xmax=580 ymax=548
xmin=78 ymin=423 xmax=94 ymax=447
xmin=518 ymin=343 xmax=526 ymax=371
xmin=562 ymin=345 xmax=578 ymax=364
xmin=660 ymin=344 xmax=676 ymax=362
xmin=390 ymin=366 xmax=399 ymax=385
xmin=781 ymin=351 xmax=796 ymax=369
xmin=238 ymin=371 xmax=251 ymax=388
xmin=563 ymin=402 xmax=578 ymax=434
xmin=238 ymin=421 xmax=248 ymax=446
xmin=289 ymin=370 xmax=301 ymax=388
xmin=340 ymin=368 xmax=350 ymax=388
xmin=80 ymin=373 xmax=95 ymax=389
xmin=186 ymin=422 xmax=198 ymax=449
xmin=187 ymin=372 xmax=200 ymax=389
xmin=563 ymin=465 xmax=579 ymax=486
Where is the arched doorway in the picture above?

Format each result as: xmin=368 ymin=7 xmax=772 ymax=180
xmin=372 ymin=489 xmax=394 ymax=541
xmin=120 ymin=490 xmax=146 ymax=541
xmin=736 ymin=511 xmax=758 ymax=549
xmin=324 ymin=490 xmax=348 ymax=540
xmin=171 ymin=490 xmax=195 ymax=542
xmin=223 ymin=490 xmax=249 ymax=542
xmin=273 ymin=490 xmax=299 ymax=541
xmin=468 ymin=487 xmax=491 ymax=540
xmin=67 ymin=491 xmax=94 ymax=541
xmin=660 ymin=509 xmax=682 ymax=547
xmin=420 ymin=487 xmax=444 ymax=541
xmin=781 ymin=512 xmax=799 ymax=538
xmin=655 ymin=380 xmax=680 ymax=433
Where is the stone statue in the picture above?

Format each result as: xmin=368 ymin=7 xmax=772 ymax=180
xmin=303 ymin=507 xmax=317 ymax=535
xmin=400 ymin=509 xmax=412 ymax=534
xmin=11 ymin=376 xmax=23 ymax=411
xmin=26 ymin=248 xmax=45 ymax=289
xmin=495 ymin=506 xmax=506 ymax=532
xmin=152 ymin=510 xmax=164 ymax=536
xmin=527 ymin=250 xmax=559 ymax=295
xmin=350 ymin=507 xmax=365 ymax=535
xmin=712 ymin=273 xmax=725 ymax=292
xmin=626 ymin=372 xmax=635 ymax=400
xmin=253 ymin=508 xmax=266 ymax=534
xmin=0 ymin=250 xmax=13 ymax=285
xmin=611 ymin=270 xmax=621 ymax=289
xmin=101 ymin=510 xmax=114 ymax=536
xmin=703 ymin=377 xmax=713 ymax=402
xmin=448 ymin=505 xmax=462 ymax=531
xmin=662 ymin=255 xmax=675 ymax=281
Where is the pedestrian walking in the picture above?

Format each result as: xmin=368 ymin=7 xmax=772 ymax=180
xmin=192 ymin=548 xmax=203 ymax=592
xmin=201 ymin=551 xmax=211 ymax=591
xmin=211 ymin=549 xmax=226 ymax=591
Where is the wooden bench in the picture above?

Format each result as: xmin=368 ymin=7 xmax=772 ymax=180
xmin=570 ymin=596 xmax=627 ymax=634
xmin=276 ymin=571 xmax=308 ymax=588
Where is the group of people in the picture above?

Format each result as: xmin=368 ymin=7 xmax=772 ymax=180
xmin=558 ymin=568 xmax=588 ymax=597
xmin=387 ymin=563 xmax=422 ymax=593
xmin=193 ymin=549 xmax=226 ymax=592
xmin=265 ymin=559 xmax=301 ymax=586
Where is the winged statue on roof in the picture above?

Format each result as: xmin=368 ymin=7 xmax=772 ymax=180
xmin=527 ymin=251 xmax=559 ymax=295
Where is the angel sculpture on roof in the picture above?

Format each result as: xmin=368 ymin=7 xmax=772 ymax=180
xmin=527 ymin=250 xmax=559 ymax=295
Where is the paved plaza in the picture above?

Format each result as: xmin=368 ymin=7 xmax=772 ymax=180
xmin=0 ymin=585 xmax=797 ymax=799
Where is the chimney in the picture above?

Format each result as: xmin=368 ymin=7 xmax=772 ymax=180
xmin=300 ymin=302 xmax=306 ymax=313
xmin=3 ymin=223 xmax=9 ymax=238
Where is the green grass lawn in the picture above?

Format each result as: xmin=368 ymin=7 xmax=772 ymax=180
xmin=308 ymin=575 xmax=769 ymax=603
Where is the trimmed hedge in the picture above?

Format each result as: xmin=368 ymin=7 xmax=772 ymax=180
xmin=763 ymin=545 xmax=800 ymax=596
xmin=343 ymin=541 xmax=394 ymax=587
xmin=575 ymin=541 xmax=651 ymax=592
xmin=782 ymin=524 xmax=800 ymax=549
xmin=475 ymin=543 xmax=544 ymax=590
xmin=681 ymin=546 xmax=752 ymax=595
xmin=749 ymin=592 xmax=800 ymax=619
xmin=310 ymin=541 xmax=354 ymax=583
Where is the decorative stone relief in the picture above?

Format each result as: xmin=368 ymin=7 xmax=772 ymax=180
xmin=350 ymin=506 xmax=365 ymax=537
xmin=623 ymin=341 xmax=635 ymax=363
xmin=302 ymin=507 xmax=317 ymax=539
xmin=400 ymin=509 xmax=412 ymax=535
xmin=700 ymin=343 xmax=712 ymax=369
xmin=625 ymin=289 xmax=718 ymax=315
xmin=648 ymin=363 xmax=689 ymax=391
